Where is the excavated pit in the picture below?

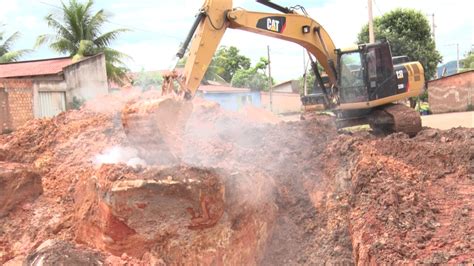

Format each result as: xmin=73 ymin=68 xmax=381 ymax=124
xmin=74 ymin=165 xmax=276 ymax=264
xmin=0 ymin=93 xmax=472 ymax=264
xmin=0 ymin=162 xmax=42 ymax=217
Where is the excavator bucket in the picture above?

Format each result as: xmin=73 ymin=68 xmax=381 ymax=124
xmin=121 ymin=94 xmax=193 ymax=164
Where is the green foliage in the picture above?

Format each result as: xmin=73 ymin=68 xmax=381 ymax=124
xmin=460 ymin=48 xmax=474 ymax=71
xmin=418 ymin=89 xmax=428 ymax=102
xmin=36 ymin=0 xmax=130 ymax=84
xmin=297 ymin=62 xmax=323 ymax=94
xmin=71 ymin=96 xmax=85 ymax=109
xmin=0 ymin=28 xmax=31 ymax=63
xmin=133 ymin=70 xmax=163 ymax=91
xmin=467 ymin=103 xmax=474 ymax=111
xmin=357 ymin=8 xmax=442 ymax=80
xmin=231 ymin=57 xmax=272 ymax=91
xmin=298 ymin=70 xmax=315 ymax=94
xmin=211 ymin=46 xmax=251 ymax=82
xmin=177 ymin=46 xmax=252 ymax=84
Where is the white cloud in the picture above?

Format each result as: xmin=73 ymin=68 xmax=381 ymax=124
xmin=115 ymin=40 xmax=180 ymax=71
xmin=0 ymin=0 xmax=19 ymax=21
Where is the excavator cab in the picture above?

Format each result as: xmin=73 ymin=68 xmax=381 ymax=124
xmin=336 ymin=40 xmax=396 ymax=104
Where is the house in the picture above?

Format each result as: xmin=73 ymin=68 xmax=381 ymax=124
xmin=261 ymin=91 xmax=302 ymax=114
xmin=254 ymin=80 xmax=302 ymax=114
xmin=197 ymin=85 xmax=261 ymax=111
xmin=0 ymin=53 xmax=108 ymax=132
xmin=272 ymin=80 xmax=300 ymax=93
xmin=427 ymin=70 xmax=473 ymax=114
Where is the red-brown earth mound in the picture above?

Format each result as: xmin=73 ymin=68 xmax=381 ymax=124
xmin=0 ymin=94 xmax=472 ymax=264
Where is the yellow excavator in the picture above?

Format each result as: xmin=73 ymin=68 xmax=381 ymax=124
xmin=122 ymin=0 xmax=425 ymax=160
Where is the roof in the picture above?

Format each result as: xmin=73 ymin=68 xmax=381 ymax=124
xmin=272 ymin=79 xmax=300 ymax=93
xmin=428 ymin=69 xmax=473 ymax=84
xmin=272 ymin=80 xmax=293 ymax=88
xmin=0 ymin=57 xmax=73 ymax=78
xmin=198 ymin=85 xmax=251 ymax=93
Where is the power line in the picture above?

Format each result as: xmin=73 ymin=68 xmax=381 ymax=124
xmin=39 ymin=1 xmax=62 ymax=9
xmin=372 ymin=0 xmax=383 ymax=16
xmin=104 ymin=21 xmax=182 ymax=40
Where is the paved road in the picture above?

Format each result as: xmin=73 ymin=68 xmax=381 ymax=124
xmin=421 ymin=111 xmax=473 ymax=130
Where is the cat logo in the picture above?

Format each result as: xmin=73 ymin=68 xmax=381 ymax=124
xmin=267 ymin=18 xmax=280 ymax=32
xmin=256 ymin=16 xmax=286 ymax=33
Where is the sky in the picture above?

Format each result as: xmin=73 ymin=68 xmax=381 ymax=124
xmin=0 ymin=0 xmax=472 ymax=82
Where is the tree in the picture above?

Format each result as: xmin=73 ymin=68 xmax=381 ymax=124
xmin=36 ymin=0 xmax=130 ymax=84
xmin=231 ymin=57 xmax=273 ymax=91
xmin=357 ymin=8 xmax=442 ymax=80
xmin=212 ymin=46 xmax=251 ymax=82
xmin=0 ymin=29 xmax=31 ymax=63
xmin=176 ymin=46 xmax=251 ymax=84
xmin=133 ymin=70 xmax=163 ymax=91
xmin=297 ymin=61 xmax=324 ymax=95
xmin=460 ymin=48 xmax=474 ymax=71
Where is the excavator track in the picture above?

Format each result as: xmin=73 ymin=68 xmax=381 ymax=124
xmin=369 ymin=104 xmax=422 ymax=137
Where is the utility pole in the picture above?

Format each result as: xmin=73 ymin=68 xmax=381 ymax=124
xmin=431 ymin=13 xmax=436 ymax=45
xmin=446 ymin=43 xmax=460 ymax=73
xmin=426 ymin=13 xmax=436 ymax=46
xmin=267 ymin=45 xmax=273 ymax=112
xmin=303 ymin=49 xmax=308 ymax=96
xmin=456 ymin=43 xmax=460 ymax=72
xmin=368 ymin=0 xmax=375 ymax=43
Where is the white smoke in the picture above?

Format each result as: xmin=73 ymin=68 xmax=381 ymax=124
xmin=93 ymin=146 xmax=146 ymax=167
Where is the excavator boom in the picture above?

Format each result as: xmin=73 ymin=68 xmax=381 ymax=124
xmin=178 ymin=0 xmax=338 ymax=97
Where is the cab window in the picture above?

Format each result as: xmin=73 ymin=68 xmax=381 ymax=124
xmin=339 ymin=51 xmax=367 ymax=103
xmin=340 ymin=52 xmax=364 ymax=88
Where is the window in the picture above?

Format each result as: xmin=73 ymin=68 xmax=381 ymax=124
xmin=340 ymin=52 xmax=364 ymax=88
xmin=367 ymin=49 xmax=377 ymax=79
xmin=339 ymin=51 xmax=367 ymax=103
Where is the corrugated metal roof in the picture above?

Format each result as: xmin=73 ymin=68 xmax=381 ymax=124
xmin=0 ymin=57 xmax=73 ymax=78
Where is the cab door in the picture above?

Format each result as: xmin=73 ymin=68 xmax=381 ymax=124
xmin=366 ymin=43 xmax=397 ymax=100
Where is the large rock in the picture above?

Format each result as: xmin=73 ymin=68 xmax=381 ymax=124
xmin=25 ymin=240 xmax=104 ymax=265
xmin=0 ymin=162 xmax=42 ymax=217
xmin=74 ymin=164 xmax=277 ymax=264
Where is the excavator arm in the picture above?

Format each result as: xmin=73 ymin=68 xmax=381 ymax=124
xmin=178 ymin=0 xmax=338 ymax=97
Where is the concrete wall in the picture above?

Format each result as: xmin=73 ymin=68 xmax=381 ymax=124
xmin=428 ymin=71 xmax=474 ymax=114
xmin=261 ymin=92 xmax=302 ymax=114
xmin=64 ymin=53 xmax=108 ymax=106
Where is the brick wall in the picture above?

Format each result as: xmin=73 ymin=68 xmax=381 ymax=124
xmin=0 ymin=79 xmax=34 ymax=131
xmin=428 ymin=71 xmax=474 ymax=114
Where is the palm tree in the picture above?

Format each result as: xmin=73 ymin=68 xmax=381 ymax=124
xmin=0 ymin=30 xmax=31 ymax=63
xmin=36 ymin=0 xmax=130 ymax=84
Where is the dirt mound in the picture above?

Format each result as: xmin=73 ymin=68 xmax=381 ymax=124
xmin=0 ymin=162 xmax=42 ymax=217
xmin=0 ymin=95 xmax=472 ymax=265
xmin=326 ymin=128 xmax=473 ymax=264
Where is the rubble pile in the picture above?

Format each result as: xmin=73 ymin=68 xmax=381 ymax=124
xmin=0 ymin=95 xmax=472 ymax=264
